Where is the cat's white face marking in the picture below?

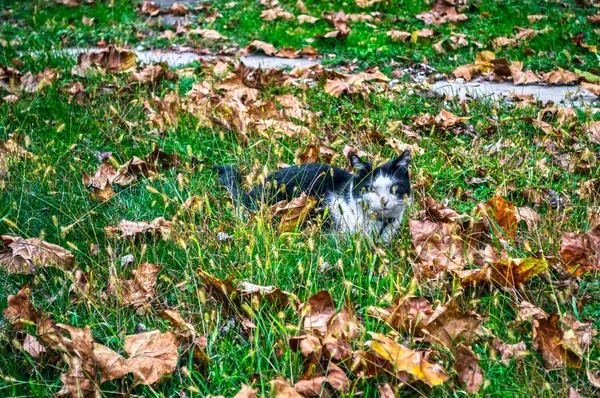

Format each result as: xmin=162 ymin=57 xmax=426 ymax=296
xmin=360 ymin=174 xmax=408 ymax=217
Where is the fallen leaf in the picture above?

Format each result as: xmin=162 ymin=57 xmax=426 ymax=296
xmin=409 ymin=219 xmax=466 ymax=274
xmin=368 ymin=332 xmax=449 ymax=386
xmin=0 ymin=235 xmax=74 ymax=274
xmin=273 ymin=192 xmax=317 ymax=233
xmin=491 ymin=339 xmax=528 ymax=365
xmin=131 ymin=63 xmax=176 ymax=83
xmin=139 ymin=1 xmax=161 ymax=16
xmin=533 ymin=314 xmax=582 ymax=369
xmin=560 ymin=225 xmax=600 ymax=276
xmin=167 ymin=2 xmax=188 ymax=16
xmin=454 ymin=344 xmax=483 ymax=394
xmin=23 ymin=333 xmax=46 ymax=359
xmin=298 ymin=14 xmax=319 ymax=24
xmin=73 ymin=45 xmax=136 ymax=77
xmin=541 ymin=68 xmax=579 ymax=85
xmin=387 ymin=29 xmax=411 ymax=42
xmin=484 ymin=197 xmax=518 ymax=241
xmin=299 ymin=290 xmax=337 ymax=337
xmin=110 ymin=263 xmax=161 ymax=309
xmin=270 ymin=376 xmax=303 ymax=397
xmin=104 ymin=217 xmax=175 ymax=240
xmin=245 ymin=40 xmax=278 ymax=56
xmin=2 ymin=284 xmax=40 ymax=329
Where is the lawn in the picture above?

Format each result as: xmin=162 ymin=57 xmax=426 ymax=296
xmin=1 ymin=0 xmax=600 ymax=397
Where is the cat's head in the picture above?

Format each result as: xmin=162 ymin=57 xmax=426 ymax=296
xmin=349 ymin=150 xmax=411 ymax=217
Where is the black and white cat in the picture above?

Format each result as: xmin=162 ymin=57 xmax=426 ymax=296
xmin=215 ymin=150 xmax=411 ymax=242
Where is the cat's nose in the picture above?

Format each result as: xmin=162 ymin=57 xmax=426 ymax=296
xmin=381 ymin=198 xmax=389 ymax=207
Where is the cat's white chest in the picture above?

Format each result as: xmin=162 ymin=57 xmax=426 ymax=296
xmin=325 ymin=192 xmax=407 ymax=242
xmin=325 ymin=194 xmax=369 ymax=235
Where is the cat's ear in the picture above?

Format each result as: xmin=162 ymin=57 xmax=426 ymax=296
xmin=349 ymin=154 xmax=371 ymax=175
xmin=391 ymin=150 xmax=410 ymax=170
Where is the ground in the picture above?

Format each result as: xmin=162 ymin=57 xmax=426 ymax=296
xmin=1 ymin=0 xmax=600 ymax=397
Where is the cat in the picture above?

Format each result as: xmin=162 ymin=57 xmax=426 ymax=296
xmin=214 ymin=150 xmax=411 ymax=242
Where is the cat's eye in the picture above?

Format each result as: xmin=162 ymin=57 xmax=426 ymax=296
xmin=391 ymin=186 xmax=398 ymax=194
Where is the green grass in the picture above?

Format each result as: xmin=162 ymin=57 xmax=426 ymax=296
xmin=1 ymin=0 xmax=600 ymax=397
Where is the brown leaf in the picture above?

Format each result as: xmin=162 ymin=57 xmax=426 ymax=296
xmin=459 ymin=256 xmax=550 ymax=289
xmin=0 ymin=235 xmax=74 ymax=274
xmin=484 ymin=197 xmax=518 ymax=240
xmin=299 ymin=290 xmax=337 ymax=337
xmin=324 ymin=78 xmax=351 ymax=97
xmin=533 ymin=314 xmax=582 ymax=369
xmin=82 ymin=162 xmax=118 ymax=201
xmin=583 ymin=121 xmax=600 ymax=145
xmin=0 ymin=138 xmax=36 ymax=177
xmin=492 ymin=36 xmax=517 ymax=48
xmin=298 ymin=14 xmax=319 ymax=24
xmin=368 ymin=332 xmax=449 ymax=386
xmin=294 ymin=362 xmax=349 ymax=396
xmin=23 ymin=333 xmax=46 ymax=359
xmin=131 ymin=63 xmax=176 ymax=83
xmin=245 ymin=40 xmax=278 ymax=56
xmin=514 ymin=27 xmax=538 ymax=40
xmin=421 ymin=196 xmax=465 ymax=223
xmin=452 ymin=64 xmax=479 ymax=81
xmin=105 ymin=217 xmax=175 ymax=240
xmin=516 ymin=301 xmax=548 ymax=323
xmin=434 ymin=109 xmax=469 ymax=127
xmin=2 ymin=284 xmax=40 ymax=329
xmin=273 ymin=192 xmax=317 ymax=233
xmin=491 ymin=338 xmax=528 ymax=365
xmin=46 ymin=324 xmax=99 ymax=398
xmin=409 ymin=219 xmax=466 ymax=274
xmin=73 ymin=45 xmax=136 ymax=77
xmin=378 ymin=384 xmax=395 ymax=398
xmin=270 ymin=376 xmax=303 ymax=397
xmin=387 ymin=29 xmax=412 ymax=42
xmin=167 ymin=2 xmax=188 ymax=16
xmin=139 ymin=1 xmax=161 ymax=16
xmin=540 ymin=68 xmax=579 ymax=85
xmin=111 ymin=263 xmax=161 ymax=309
xmin=454 ymin=344 xmax=483 ymax=394
xmin=123 ymin=330 xmax=179 ymax=385
xmin=560 ymin=225 xmax=600 ymax=276
xmin=233 ymin=384 xmax=258 ymax=398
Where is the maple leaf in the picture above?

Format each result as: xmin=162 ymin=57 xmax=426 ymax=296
xmin=483 ymin=197 xmax=517 ymax=241
xmin=533 ymin=314 xmax=582 ymax=369
xmin=454 ymin=344 xmax=484 ymax=394
xmin=166 ymin=2 xmax=188 ymax=16
xmin=105 ymin=217 xmax=175 ymax=240
xmin=73 ymin=45 xmax=136 ymax=77
xmin=298 ymin=14 xmax=319 ymax=24
xmin=409 ymin=219 xmax=466 ymax=275
xmin=491 ymin=339 xmax=529 ymax=365
xmin=2 ymin=284 xmax=40 ymax=329
xmin=272 ymin=192 xmax=317 ymax=233
xmin=367 ymin=332 xmax=449 ymax=386
xmin=560 ymin=225 xmax=600 ymax=276
xmin=139 ymin=1 xmax=161 ymax=16
xmin=459 ymin=256 xmax=550 ymax=288
xmin=109 ymin=263 xmax=161 ymax=309
xmin=0 ymin=235 xmax=74 ymax=274
xmin=94 ymin=330 xmax=180 ymax=385
xmin=540 ymin=68 xmax=579 ymax=85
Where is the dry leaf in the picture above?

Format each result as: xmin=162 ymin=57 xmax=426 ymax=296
xmin=560 ymin=225 xmax=600 ymax=276
xmin=0 ymin=235 xmax=74 ymax=274
xmin=73 ymin=45 xmax=136 ymax=77
xmin=533 ymin=314 xmax=582 ymax=369
xmin=484 ymin=197 xmax=517 ymax=240
xmin=2 ymin=284 xmax=40 ymax=329
xmin=454 ymin=344 xmax=483 ymax=394
xmin=273 ymin=192 xmax=317 ymax=233
xmin=491 ymin=339 xmax=528 ymax=365
xmin=105 ymin=217 xmax=175 ymax=240
xmin=541 ymin=68 xmax=579 ymax=85
xmin=368 ymin=332 xmax=449 ymax=386
xmin=111 ymin=263 xmax=161 ymax=309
